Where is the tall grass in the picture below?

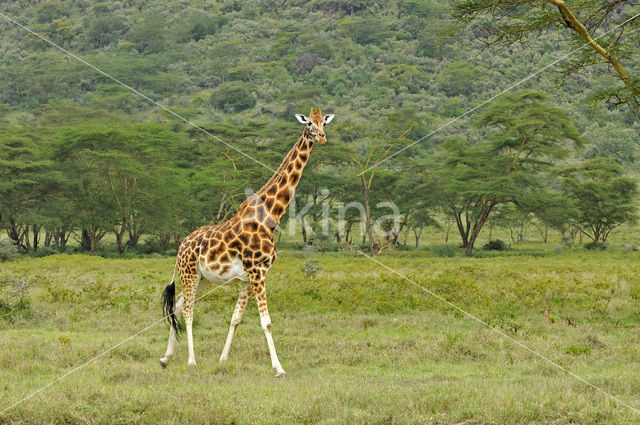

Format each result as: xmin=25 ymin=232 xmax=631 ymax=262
xmin=1 ymin=247 xmax=639 ymax=424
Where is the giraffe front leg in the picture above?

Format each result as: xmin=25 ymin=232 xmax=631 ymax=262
xmin=254 ymin=281 xmax=286 ymax=378
xmin=220 ymin=283 xmax=253 ymax=363
xmin=160 ymin=293 xmax=183 ymax=367
xmin=183 ymin=305 xmax=196 ymax=366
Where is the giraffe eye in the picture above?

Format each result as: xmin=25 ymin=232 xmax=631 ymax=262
xmin=307 ymin=122 xmax=312 ymax=127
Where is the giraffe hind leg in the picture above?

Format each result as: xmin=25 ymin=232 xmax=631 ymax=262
xmin=160 ymin=292 xmax=183 ymax=367
xmin=180 ymin=272 xmax=200 ymax=366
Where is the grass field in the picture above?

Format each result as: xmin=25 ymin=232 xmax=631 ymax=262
xmin=2 ymin=247 xmax=640 ymax=424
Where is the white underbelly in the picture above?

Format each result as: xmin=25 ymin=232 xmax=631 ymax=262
xmin=199 ymin=257 xmax=249 ymax=283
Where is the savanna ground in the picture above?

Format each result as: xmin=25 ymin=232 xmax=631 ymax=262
xmin=1 ymin=245 xmax=640 ymax=424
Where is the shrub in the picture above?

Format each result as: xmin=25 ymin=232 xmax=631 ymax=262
xmin=296 ymin=53 xmax=324 ymax=73
xmin=210 ymin=82 xmax=255 ymax=113
xmin=299 ymin=260 xmax=322 ymax=279
xmin=585 ymin=241 xmax=607 ymax=251
xmin=565 ymin=344 xmax=592 ymax=356
xmin=431 ymin=245 xmax=457 ymax=258
xmin=32 ymin=246 xmax=58 ymax=258
xmin=483 ymin=239 xmax=507 ymax=251
xmin=0 ymin=277 xmax=33 ymax=323
xmin=0 ymin=240 xmax=18 ymax=261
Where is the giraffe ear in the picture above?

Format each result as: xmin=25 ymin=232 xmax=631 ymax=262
xmin=323 ymin=114 xmax=335 ymax=124
xmin=295 ymin=114 xmax=309 ymax=124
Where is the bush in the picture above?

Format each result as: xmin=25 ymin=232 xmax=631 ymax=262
xmin=0 ymin=277 xmax=33 ymax=323
xmin=565 ymin=344 xmax=592 ymax=356
xmin=0 ymin=240 xmax=18 ymax=261
xmin=32 ymin=246 xmax=58 ymax=258
xmin=299 ymin=260 xmax=322 ymax=279
xmin=585 ymin=242 xmax=607 ymax=251
xmin=431 ymin=245 xmax=457 ymax=258
xmin=210 ymin=82 xmax=255 ymax=113
xmin=483 ymin=239 xmax=507 ymax=251
xmin=296 ymin=53 xmax=324 ymax=73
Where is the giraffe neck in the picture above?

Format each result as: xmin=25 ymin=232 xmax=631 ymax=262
xmin=245 ymin=128 xmax=314 ymax=229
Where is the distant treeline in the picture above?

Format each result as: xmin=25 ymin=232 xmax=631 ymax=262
xmin=1 ymin=1 xmax=639 ymax=256
xmin=1 ymin=90 xmax=637 ymax=257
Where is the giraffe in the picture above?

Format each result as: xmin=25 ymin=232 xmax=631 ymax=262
xmin=160 ymin=107 xmax=334 ymax=377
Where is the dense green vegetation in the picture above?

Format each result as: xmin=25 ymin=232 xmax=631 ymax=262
xmin=1 ymin=0 xmax=639 ymax=257
xmin=2 ymin=249 xmax=640 ymax=423
xmin=3 ymin=3 xmax=640 ymax=423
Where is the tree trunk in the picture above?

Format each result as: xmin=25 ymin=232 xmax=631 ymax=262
xmin=464 ymin=203 xmax=495 ymax=256
xmin=570 ymin=225 xmax=578 ymax=245
xmin=32 ymin=224 xmax=41 ymax=252
xmin=173 ymin=232 xmax=182 ymax=250
xmin=90 ymin=234 xmax=100 ymax=252
xmin=23 ymin=226 xmax=32 ymax=252
xmin=56 ymin=227 xmax=71 ymax=251
xmin=83 ymin=226 xmax=106 ymax=252
xmin=413 ymin=226 xmax=423 ymax=249
xmin=362 ymin=184 xmax=375 ymax=254
xmin=452 ymin=208 xmax=470 ymax=248
xmin=345 ymin=221 xmax=353 ymax=245
xmin=81 ymin=229 xmax=92 ymax=251
xmin=301 ymin=222 xmax=308 ymax=244
xmin=44 ymin=230 xmax=54 ymax=248
xmin=518 ymin=222 xmax=523 ymax=242
xmin=157 ymin=233 xmax=170 ymax=251
xmin=127 ymin=225 xmax=143 ymax=248
xmin=114 ymin=227 xmax=129 ymax=255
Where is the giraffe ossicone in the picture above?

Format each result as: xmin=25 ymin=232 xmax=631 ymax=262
xmin=160 ymin=107 xmax=335 ymax=377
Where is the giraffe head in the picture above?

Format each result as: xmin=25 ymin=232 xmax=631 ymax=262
xmin=295 ymin=107 xmax=334 ymax=144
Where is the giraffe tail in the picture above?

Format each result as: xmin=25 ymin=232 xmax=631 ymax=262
xmin=162 ymin=281 xmax=183 ymax=337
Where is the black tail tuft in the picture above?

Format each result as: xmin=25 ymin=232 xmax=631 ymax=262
xmin=162 ymin=281 xmax=183 ymax=337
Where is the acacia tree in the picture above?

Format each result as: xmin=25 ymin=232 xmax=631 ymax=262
xmin=418 ymin=90 xmax=582 ymax=255
xmin=452 ymin=0 xmax=640 ymax=118
xmin=341 ymin=109 xmax=420 ymax=254
xmin=560 ymin=157 xmax=637 ymax=243
xmin=341 ymin=122 xmax=390 ymax=254
xmin=529 ymin=192 xmax=577 ymax=243
xmin=0 ymin=127 xmax=55 ymax=251
xmin=395 ymin=168 xmax=440 ymax=248
xmin=53 ymin=124 xmax=187 ymax=253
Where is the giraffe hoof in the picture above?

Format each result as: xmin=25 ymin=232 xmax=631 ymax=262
xmin=188 ymin=360 xmax=197 ymax=367
xmin=275 ymin=371 xmax=287 ymax=379
xmin=159 ymin=358 xmax=168 ymax=368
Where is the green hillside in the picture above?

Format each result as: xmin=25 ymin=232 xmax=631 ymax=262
xmin=1 ymin=1 xmax=639 ymax=256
